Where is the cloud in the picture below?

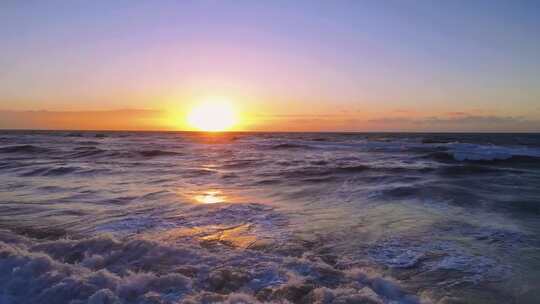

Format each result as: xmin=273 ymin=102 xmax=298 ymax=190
xmin=367 ymin=117 xmax=413 ymax=124
xmin=418 ymin=115 xmax=527 ymax=125
xmin=368 ymin=114 xmax=528 ymax=125
xmin=368 ymin=113 xmax=540 ymax=132
xmin=0 ymin=109 xmax=169 ymax=130
xmin=392 ymin=109 xmax=417 ymax=114
xmin=445 ymin=112 xmax=468 ymax=116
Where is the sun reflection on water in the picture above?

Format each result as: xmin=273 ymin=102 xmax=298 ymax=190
xmin=194 ymin=190 xmax=226 ymax=204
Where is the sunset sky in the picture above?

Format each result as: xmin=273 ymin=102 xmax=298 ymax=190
xmin=1 ymin=0 xmax=539 ymax=131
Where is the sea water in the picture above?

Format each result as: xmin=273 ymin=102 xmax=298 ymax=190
xmin=1 ymin=131 xmax=539 ymax=303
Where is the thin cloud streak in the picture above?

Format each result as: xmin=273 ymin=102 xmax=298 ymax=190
xmin=0 ymin=109 xmax=169 ymax=131
xmin=368 ymin=113 xmax=540 ymax=132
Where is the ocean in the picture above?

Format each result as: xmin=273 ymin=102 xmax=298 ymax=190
xmin=1 ymin=131 xmax=539 ymax=303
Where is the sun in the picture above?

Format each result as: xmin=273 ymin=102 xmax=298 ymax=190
xmin=187 ymin=99 xmax=238 ymax=131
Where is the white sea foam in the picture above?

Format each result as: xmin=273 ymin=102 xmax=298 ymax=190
xmin=441 ymin=143 xmax=540 ymax=161
xmin=0 ymin=231 xmax=421 ymax=304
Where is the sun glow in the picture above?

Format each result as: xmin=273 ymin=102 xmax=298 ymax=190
xmin=187 ymin=99 xmax=238 ymax=131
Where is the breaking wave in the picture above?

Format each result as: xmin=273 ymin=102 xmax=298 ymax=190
xmin=426 ymin=143 xmax=540 ymax=163
xmin=0 ymin=230 xmax=420 ymax=304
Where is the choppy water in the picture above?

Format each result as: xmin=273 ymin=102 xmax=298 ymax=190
xmin=1 ymin=131 xmax=540 ymax=304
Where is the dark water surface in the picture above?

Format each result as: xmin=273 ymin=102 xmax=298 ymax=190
xmin=1 ymin=131 xmax=539 ymax=303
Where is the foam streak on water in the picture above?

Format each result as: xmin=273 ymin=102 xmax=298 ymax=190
xmin=1 ymin=131 xmax=540 ymax=303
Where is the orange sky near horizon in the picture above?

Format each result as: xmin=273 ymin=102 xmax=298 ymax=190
xmin=1 ymin=107 xmax=538 ymax=132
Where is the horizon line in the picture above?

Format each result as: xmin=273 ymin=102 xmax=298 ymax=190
xmin=0 ymin=128 xmax=538 ymax=134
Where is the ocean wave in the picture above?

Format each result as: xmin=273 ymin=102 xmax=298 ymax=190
xmin=380 ymin=186 xmax=421 ymax=198
xmin=20 ymin=166 xmax=78 ymax=177
xmin=441 ymin=143 xmax=540 ymax=162
xmin=497 ymin=199 xmax=540 ymax=215
xmin=438 ymin=164 xmax=505 ymax=176
xmin=221 ymin=159 xmax=262 ymax=169
xmin=427 ymin=151 xmax=540 ymax=167
xmin=137 ymin=150 xmax=182 ymax=158
xmin=0 ymin=144 xmax=50 ymax=154
xmin=269 ymin=163 xmax=437 ymax=183
xmin=76 ymin=141 xmax=101 ymax=145
xmin=270 ymin=143 xmax=314 ymax=150
xmin=69 ymin=147 xmax=107 ymax=158
xmin=368 ymin=237 xmax=512 ymax=287
xmin=253 ymin=179 xmax=282 ymax=186
xmin=0 ymin=230 xmax=419 ymax=304
xmin=20 ymin=166 xmax=108 ymax=177
xmin=94 ymin=217 xmax=171 ymax=235
xmin=334 ymin=164 xmax=371 ymax=173
xmin=310 ymin=137 xmax=329 ymax=142
xmin=65 ymin=132 xmax=84 ymax=137
xmin=421 ymin=138 xmax=457 ymax=144
xmin=273 ymin=164 xmax=370 ymax=181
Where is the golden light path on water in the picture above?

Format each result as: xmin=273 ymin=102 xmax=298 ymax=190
xmin=193 ymin=190 xmax=227 ymax=204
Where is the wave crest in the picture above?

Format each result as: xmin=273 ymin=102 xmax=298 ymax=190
xmin=0 ymin=230 xmax=420 ymax=304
